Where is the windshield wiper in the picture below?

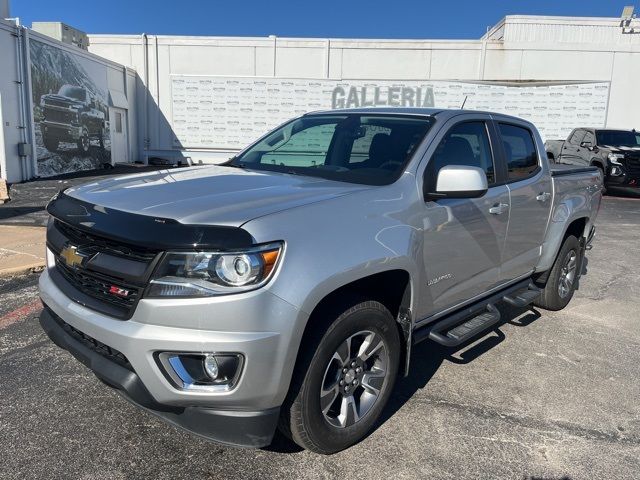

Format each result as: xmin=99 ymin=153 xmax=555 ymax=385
xmin=224 ymin=161 xmax=248 ymax=169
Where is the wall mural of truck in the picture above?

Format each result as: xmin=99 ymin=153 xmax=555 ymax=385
xmin=30 ymin=39 xmax=111 ymax=177
xmin=39 ymin=84 xmax=107 ymax=154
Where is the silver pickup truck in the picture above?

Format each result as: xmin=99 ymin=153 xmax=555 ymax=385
xmin=39 ymin=108 xmax=601 ymax=454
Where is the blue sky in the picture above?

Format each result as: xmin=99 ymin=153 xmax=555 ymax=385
xmin=11 ymin=0 xmax=634 ymax=39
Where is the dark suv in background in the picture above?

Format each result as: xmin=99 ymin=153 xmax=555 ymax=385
xmin=545 ymin=128 xmax=640 ymax=194
xmin=40 ymin=84 xmax=107 ymax=155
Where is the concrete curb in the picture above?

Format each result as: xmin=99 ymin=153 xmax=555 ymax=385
xmin=0 ymin=179 xmax=9 ymax=204
xmin=0 ymin=262 xmax=45 ymax=278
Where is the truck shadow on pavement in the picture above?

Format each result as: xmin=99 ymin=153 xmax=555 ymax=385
xmin=267 ymin=304 xmax=543 ymax=453
xmin=380 ymin=304 xmax=541 ymax=425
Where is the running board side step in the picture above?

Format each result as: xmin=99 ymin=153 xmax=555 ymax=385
xmin=412 ymin=278 xmax=535 ymax=348
xmin=502 ymin=284 xmax=541 ymax=308
xmin=415 ymin=304 xmax=501 ymax=347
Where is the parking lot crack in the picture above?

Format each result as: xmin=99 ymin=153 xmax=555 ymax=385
xmin=420 ymin=395 xmax=640 ymax=447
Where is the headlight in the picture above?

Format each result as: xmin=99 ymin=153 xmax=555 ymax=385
xmin=608 ymin=153 xmax=624 ymax=165
xmin=146 ymin=242 xmax=283 ymax=298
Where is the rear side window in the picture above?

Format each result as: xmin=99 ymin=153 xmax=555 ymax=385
xmin=427 ymin=121 xmax=496 ymax=186
xmin=499 ymin=124 xmax=539 ymax=182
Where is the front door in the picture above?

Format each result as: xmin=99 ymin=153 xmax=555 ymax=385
xmin=497 ymin=122 xmax=553 ymax=282
xmin=578 ymin=130 xmax=596 ymax=165
xmin=560 ymin=129 xmax=586 ymax=165
xmin=109 ymin=107 xmax=128 ymax=164
xmin=417 ymin=118 xmax=509 ymax=319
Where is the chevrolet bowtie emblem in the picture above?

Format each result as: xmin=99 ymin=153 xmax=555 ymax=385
xmin=60 ymin=245 xmax=86 ymax=268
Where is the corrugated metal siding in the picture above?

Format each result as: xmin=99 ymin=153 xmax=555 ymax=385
xmin=504 ymin=21 xmax=640 ymax=45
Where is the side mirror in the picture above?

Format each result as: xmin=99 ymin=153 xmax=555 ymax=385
xmin=580 ymin=141 xmax=592 ymax=148
xmin=426 ymin=165 xmax=488 ymax=200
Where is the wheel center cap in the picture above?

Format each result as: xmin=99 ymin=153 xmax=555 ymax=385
xmin=344 ymin=369 xmax=356 ymax=384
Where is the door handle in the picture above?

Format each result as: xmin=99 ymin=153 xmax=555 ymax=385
xmin=489 ymin=203 xmax=509 ymax=215
xmin=536 ymin=192 xmax=551 ymax=202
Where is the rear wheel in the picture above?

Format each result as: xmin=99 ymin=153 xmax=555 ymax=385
xmin=77 ymin=127 xmax=90 ymax=155
xmin=534 ymin=235 xmax=580 ymax=311
xmin=279 ymin=299 xmax=400 ymax=454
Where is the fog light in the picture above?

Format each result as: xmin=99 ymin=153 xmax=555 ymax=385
xmin=203 ymin=354 xmax=219 ymax=380
xmin=611 ymin=166 xmax=623 ymax=176
xmin=156 ymin=352 xmax=244 ymax=391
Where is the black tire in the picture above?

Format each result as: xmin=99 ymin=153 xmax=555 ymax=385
xmin=77 ymin=128 xmax=90 ymax=155
xmin=534 ymin=235 xmax=580 ymax=311
xmin=43 ymin=135 xmax=58 ymax=152
xmin=279 ymin=298 xmax=401 ymax=454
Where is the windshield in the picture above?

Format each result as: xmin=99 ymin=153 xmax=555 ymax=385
xmin=596 ymin=130 xmax=640 ymax=148
xmin=58 ymin=85 xmax=86 ymax=101
xmin=228 ymin=114 xmax=435 ymax=185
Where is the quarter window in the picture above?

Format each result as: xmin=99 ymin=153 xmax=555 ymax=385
xmin=427 ymin=121 xmax=495 ymax=186
xmin=499 ymin=123 xmax=539 ymax=181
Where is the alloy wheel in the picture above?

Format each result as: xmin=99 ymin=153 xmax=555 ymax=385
xmin=558 ymin=249 xmax=577 ymax=298
xmin=320 ymin=330 xmax=388 ymax=428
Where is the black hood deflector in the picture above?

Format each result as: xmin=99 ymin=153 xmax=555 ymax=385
xmin=47 ymin=191 xmax=254 ymax=251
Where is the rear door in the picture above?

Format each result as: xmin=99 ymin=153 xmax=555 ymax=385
xmin=496 ymin=120 xmax=553 ymax=282
xmin=416 ymin=115 xmax=510 ymax=318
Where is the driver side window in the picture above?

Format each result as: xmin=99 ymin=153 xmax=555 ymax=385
xmin=582 ymin=131 xmax=595 ymax=146
xmin=426 ymin=121 xmax=495 ymax=188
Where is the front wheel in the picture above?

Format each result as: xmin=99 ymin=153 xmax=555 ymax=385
xmin=534 ymin=235 xmax=580 ymax=311
xmin=279 ymin=299 xmax=400 ymax=454
xmin=43 ymin=135 xmax=59 ymax=152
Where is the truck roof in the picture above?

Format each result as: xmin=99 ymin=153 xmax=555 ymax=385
xmin=305 ymin=107 xmax=532 ymax=124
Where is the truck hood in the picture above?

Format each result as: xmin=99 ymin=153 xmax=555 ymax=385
xmin=64 ymin=165 xmax=372 ymax=226
xmin=41 ymin=94 xmax=81 ymax=106
xmin=601 ymin=145 xmax=640 ymax=155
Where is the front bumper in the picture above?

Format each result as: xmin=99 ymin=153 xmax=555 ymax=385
xmin=39 ymin=307 xmax=279 ymax=448
xmin=38 ymin=267 xmax=308 ymax=447
xmin=605 ymin=163 xmax=640 ymax=191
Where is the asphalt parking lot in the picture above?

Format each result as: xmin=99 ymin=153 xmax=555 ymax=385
xmin=1 ymin=195 xmax=639 ymax=479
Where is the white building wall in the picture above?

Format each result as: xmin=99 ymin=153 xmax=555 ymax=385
xmin=0 ymin=19 xmax=33 ymax=183
xmin=0 ymin=21 xmax=137 ymax=182
xmin=87 ymin=15 xmax=640 ymax=164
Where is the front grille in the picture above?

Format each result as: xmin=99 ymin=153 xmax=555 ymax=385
xmin=625 ymin=158 xmax=640 ymax=176
xmin=50 ymin=221 xmax=158 ymax=319
xmin=55 ymin=258 xmax=141 ymax=313
xmin=44 ymin=108 xmax=76 ymax=125
xmin=44 ymin=98 xmax=73 ymax=108
xmin=49 ymin=308 xmax=133 ymax=371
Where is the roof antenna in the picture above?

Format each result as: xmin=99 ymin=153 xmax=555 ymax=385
xmin=461 ymin=95 xmax=468 ymax=109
